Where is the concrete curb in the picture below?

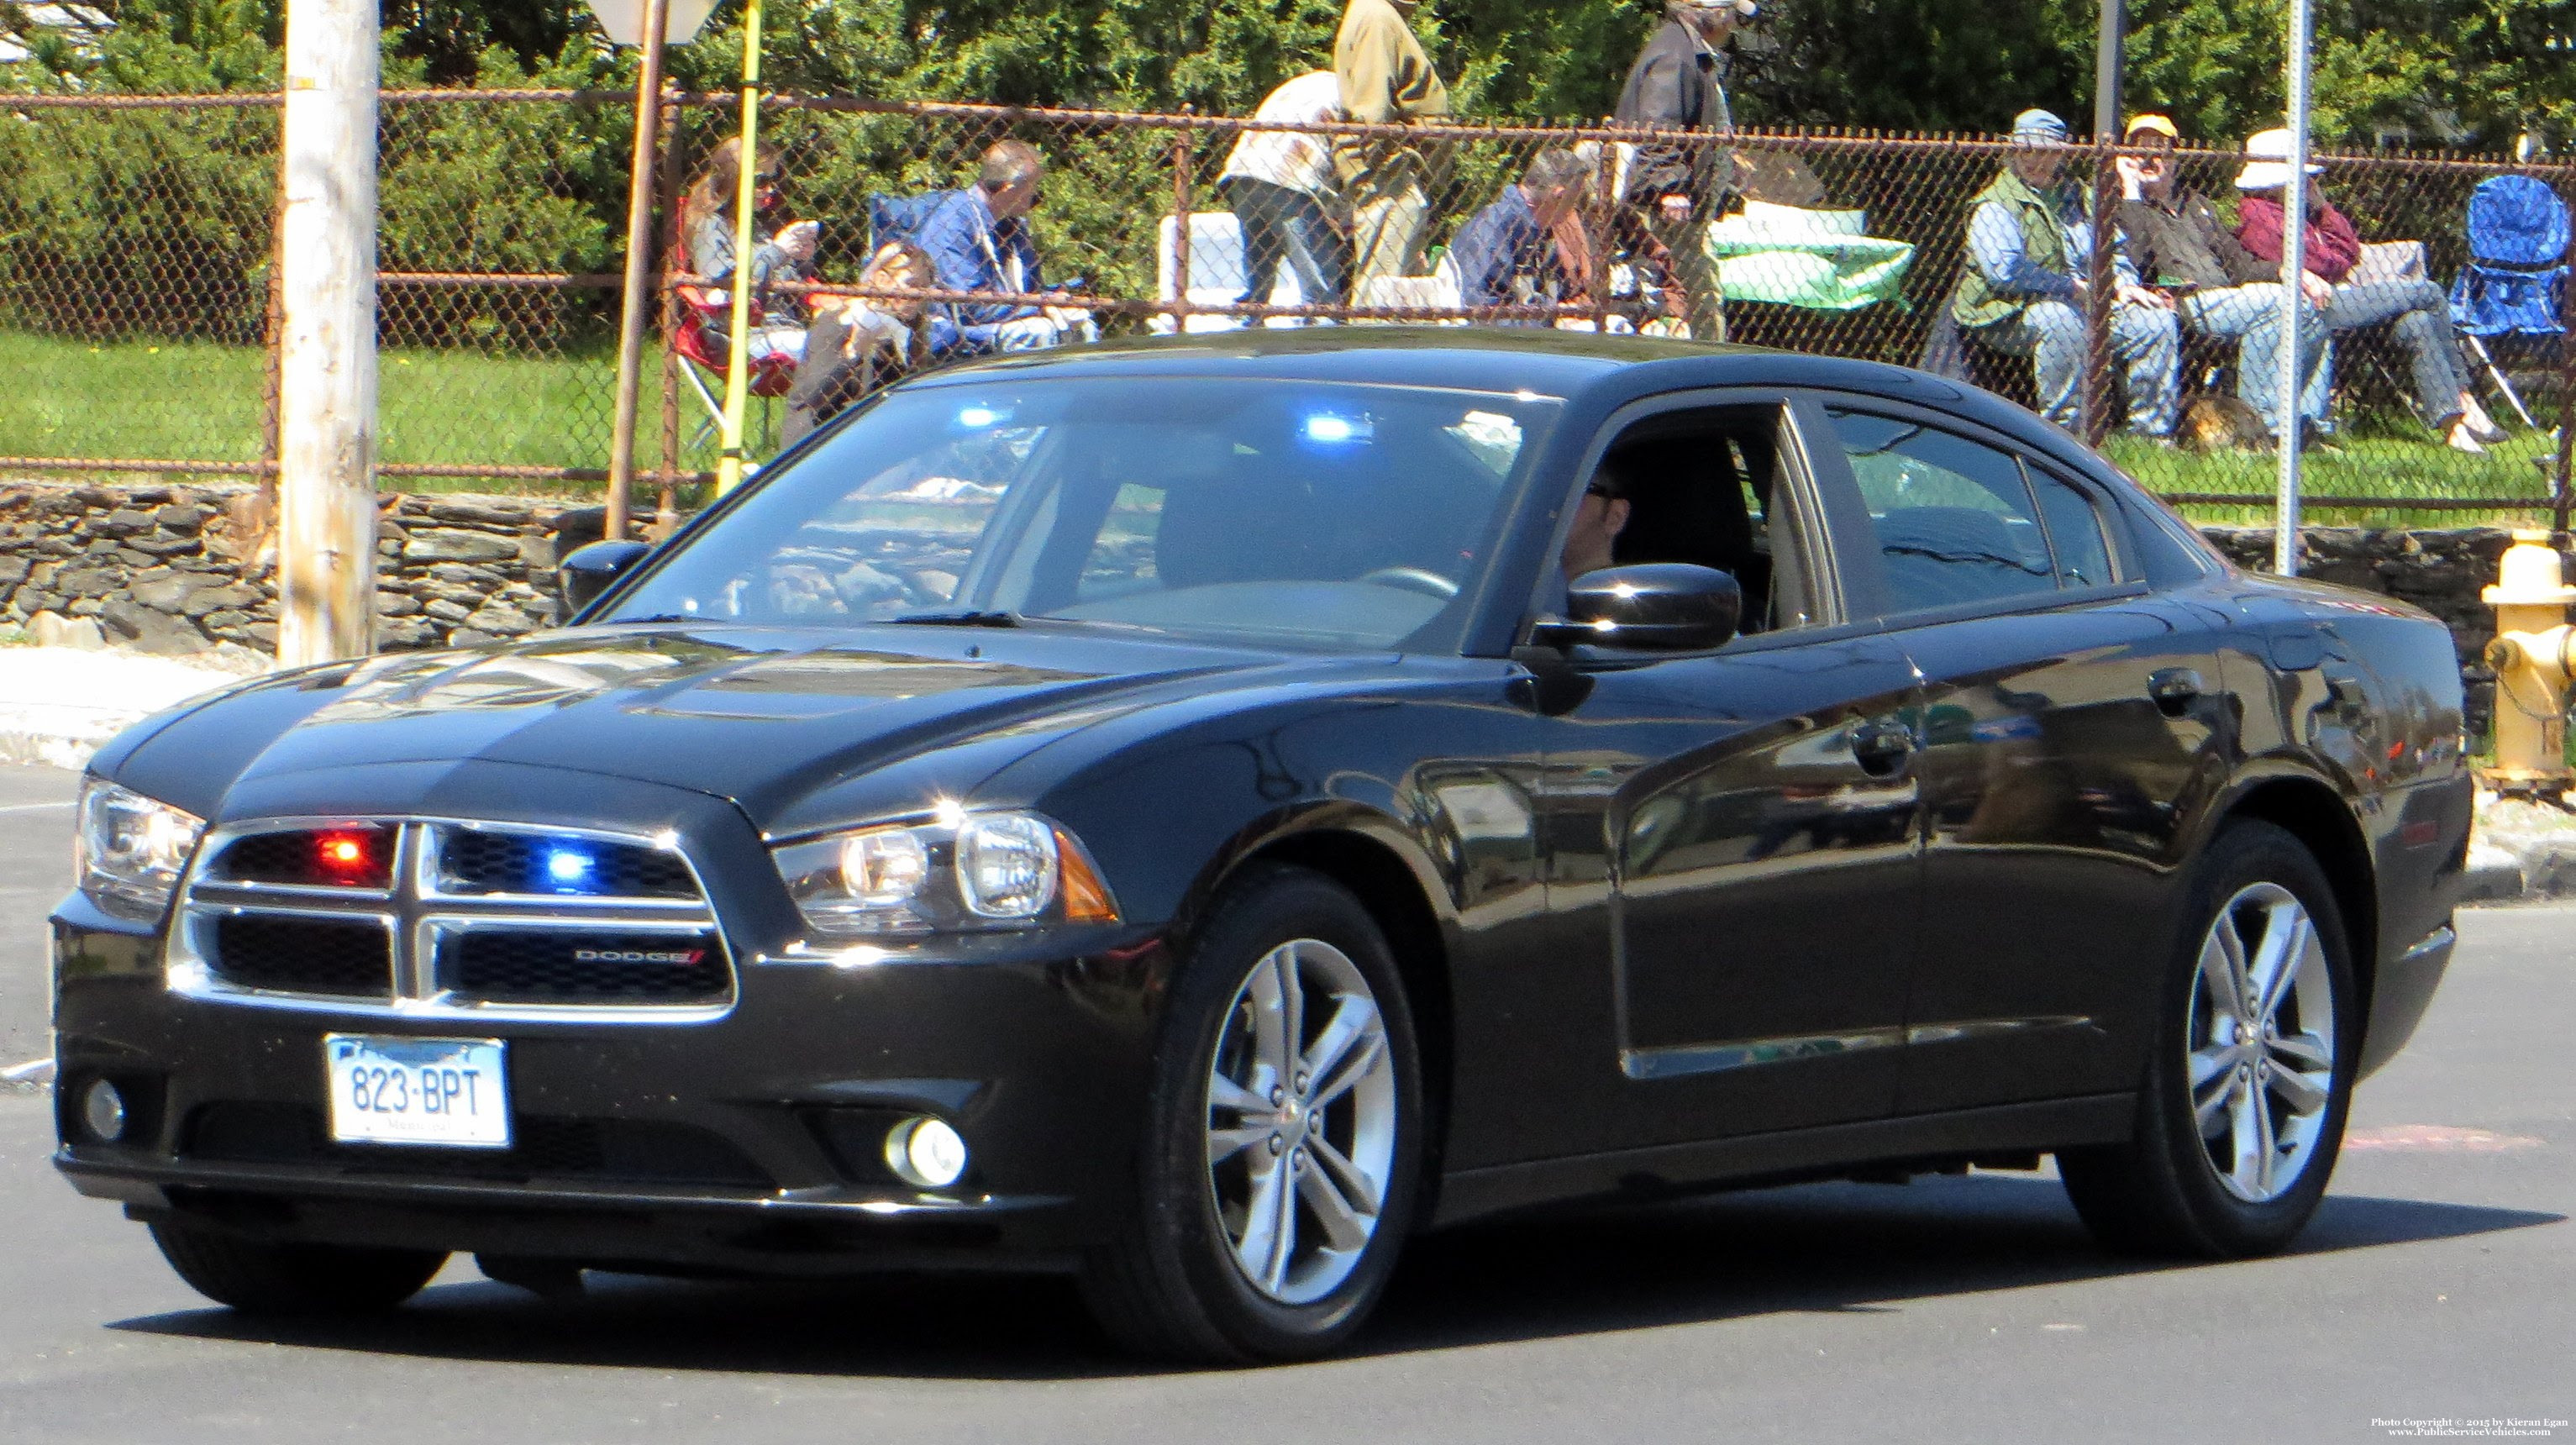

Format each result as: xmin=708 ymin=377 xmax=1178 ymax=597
xmin=2468 ymin=795 xmax=2576 ymax=905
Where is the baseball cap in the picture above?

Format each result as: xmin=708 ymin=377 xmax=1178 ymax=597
xmin=2012 ymin=109 xmax=2072 ymax=147
xmin=2125 ymin=113 xmax=2179 ymax=142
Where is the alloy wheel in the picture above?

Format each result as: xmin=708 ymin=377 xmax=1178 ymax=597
xmin=1204 ymin=938 xmax=1397 ymax=1306
xmin=2187 ymin=882 xmax=2339 ymax=1204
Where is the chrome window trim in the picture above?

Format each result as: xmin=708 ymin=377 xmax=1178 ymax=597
xmin=166 ymin=816 xmax=736 ymax=1025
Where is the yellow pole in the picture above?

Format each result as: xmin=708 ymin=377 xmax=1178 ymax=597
xmin=713 ymin=0 xmax=765 ymax=497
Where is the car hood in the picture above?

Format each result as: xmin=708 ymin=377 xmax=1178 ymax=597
xmin=111 ymin=623 xmax=1345 ymax=829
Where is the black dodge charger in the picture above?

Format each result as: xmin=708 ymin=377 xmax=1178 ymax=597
xmin=55 ymin=331 xmax=2469 ymax=1363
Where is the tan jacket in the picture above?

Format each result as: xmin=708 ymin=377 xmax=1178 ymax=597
xmin=1332 ymin=0 xmax=1448 ymax=199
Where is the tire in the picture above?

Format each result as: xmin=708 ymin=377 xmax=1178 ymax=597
xmin=2059 ymin=819 xmax=2359 ymax=1258
xmin=150 ymin=1222 xmax=447 ymax=1315
xmin=1079 ymin=864 xmax=1425 ymax=1364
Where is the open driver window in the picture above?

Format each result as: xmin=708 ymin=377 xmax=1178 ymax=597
xmin=1591 ymin=404 xmax=1821 ymax=633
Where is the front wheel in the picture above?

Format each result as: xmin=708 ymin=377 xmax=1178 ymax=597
xmin=1080 ymin=864 xmax=1423 ymax=1364
xmin=150 ymin=1222 xmax=448 ymax=1314
xmin=2060 ymin=820 xmax=2358 ymax=1258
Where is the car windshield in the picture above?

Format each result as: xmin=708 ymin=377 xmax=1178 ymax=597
xmin=603 ymin=376 xmax=1559 ymax=651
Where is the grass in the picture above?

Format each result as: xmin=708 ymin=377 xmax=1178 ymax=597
xmin=0 ymin=331 xmax=706 ymax=497
xmin=2102 ymin=428 xmax=2565 ymax=528
xmin=0 ymin=329 xmax=2563 ymax=522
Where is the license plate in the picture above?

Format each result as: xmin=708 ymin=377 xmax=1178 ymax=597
xmin=324 ymin=1034 xmax=510 ymax=1148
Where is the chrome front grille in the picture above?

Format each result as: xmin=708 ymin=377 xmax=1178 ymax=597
xmin=169 ymin=819 xmax=733 ymax=1022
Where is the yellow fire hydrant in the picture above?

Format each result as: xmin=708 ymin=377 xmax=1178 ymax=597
xmin=2480 ymin=528 xmax=2576 ymax=796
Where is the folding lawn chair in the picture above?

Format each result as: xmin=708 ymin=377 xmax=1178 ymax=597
xmin=670 ymin=281 xmax=797 ymax=453
xmin=2451 ymin=174 xmax=2570 ymax=428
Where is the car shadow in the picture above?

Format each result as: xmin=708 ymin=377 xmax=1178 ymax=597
xmin=107 ymin=1174 xmax=2561 ymax=1380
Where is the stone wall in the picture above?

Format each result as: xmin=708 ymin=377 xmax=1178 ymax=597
xmin=0 ymin=481 xmax=573 ymax=656
xmin=0 ymin=481 xmax=2541 ymax=733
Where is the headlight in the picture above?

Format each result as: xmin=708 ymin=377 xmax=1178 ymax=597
xmin=773 ymin=809 xmax=1118 ymax=939
xmin=76 ymin=777 xmax=205 ymax=923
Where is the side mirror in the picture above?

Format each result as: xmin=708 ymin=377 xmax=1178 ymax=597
xmin=558 ymin=539 xmax=653 ymax=617
xmin=1534 ymin=563 xmax=1743 ymax=652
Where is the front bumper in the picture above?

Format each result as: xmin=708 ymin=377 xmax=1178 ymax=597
xmin=52 ymin=896 xmax=1174 ymax=1275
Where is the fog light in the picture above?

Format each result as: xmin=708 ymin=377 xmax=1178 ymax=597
xmin=80 ymin=1077 xmax=127 ymax=1143
xmin=884 ymin=1116 xmax=969 ymax=1190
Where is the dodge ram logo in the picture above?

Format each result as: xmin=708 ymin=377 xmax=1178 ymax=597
xmin=573 ymin=948 xmax=707 ymax=965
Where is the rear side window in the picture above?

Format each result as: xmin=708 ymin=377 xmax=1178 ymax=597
xmin=1822 ymin=409 xmax=2116 ymax=612
xmin=1824 ymin=409 xmax=2054 ymax=612
xmin=2027 ymin=464 xmax=2116 ymax=589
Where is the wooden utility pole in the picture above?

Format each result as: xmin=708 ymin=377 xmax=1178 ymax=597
xmin=275 ymin=0 xmax=381 ymax=665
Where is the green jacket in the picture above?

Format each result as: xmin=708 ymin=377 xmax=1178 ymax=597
xmin=1948 ymin=166 xmax=2075 ymax=331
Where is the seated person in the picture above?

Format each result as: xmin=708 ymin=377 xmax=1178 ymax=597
xmin=1451 ymin=149 xmax=1593 ymax=320
xmin=1948 ymin=108 xmax=2179 ymax=439
xmin=915 ymin=139 xmax=1093 ymax=355
xmin=1573 ymin=424 xmax=1785 ymax=630
xmin=1562 ymin=458 xmax=1633 ymax=581
xmin=682 ymin=137 xmax=820 ymax=362
xmin=782 ymin=240 xmax=938 ymax=446
xmin=2116 ymin=113 xmax=2321 ymax=444
xmin=2231 ymin=129 xmax=2504 ymax=453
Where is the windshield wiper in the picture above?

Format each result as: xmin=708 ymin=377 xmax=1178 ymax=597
xmin=884 ymin=610 xmax=1023 ymax=628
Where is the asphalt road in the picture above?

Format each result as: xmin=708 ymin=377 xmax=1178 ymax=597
xmin=0 ymin=761 xmax=2567 ymax=1443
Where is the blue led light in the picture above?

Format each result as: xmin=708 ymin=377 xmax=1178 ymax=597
xmin=544 ymin=848 xmax=596 ymax=889
xmin=1303 ymin=413 xmax=1359 ymax=444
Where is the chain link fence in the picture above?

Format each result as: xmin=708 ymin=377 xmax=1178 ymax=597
xmin=3 ymin=87 xmax=2571 ymax=523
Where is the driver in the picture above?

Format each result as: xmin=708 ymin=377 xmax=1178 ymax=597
xmin=1562 ymin=460 xmax=1633 ymax=580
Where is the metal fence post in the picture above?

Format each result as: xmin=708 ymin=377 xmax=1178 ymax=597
xmin=655 ymin=99 xmax=686 ymax=533
xmin=2553 ymin=222 xmax=2576 ymax=540
xmin=1170 ymin=108 xmax=1194 ymax=334
xmin=1592 ymin=139 xmax=1616 ymax=334
xmin=2083 ymin=132 xmax=2118 ymax=447
xmin=257 ymin=203 xmax=286 ymax=512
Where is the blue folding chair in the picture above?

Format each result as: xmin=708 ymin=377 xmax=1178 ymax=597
xmin=2451 ymin=174 xmax=2570 ymax=427
xmin=866 ymin=190 xmax=953 ymax=251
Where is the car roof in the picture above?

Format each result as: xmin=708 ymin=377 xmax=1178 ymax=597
xmin=899 ymin=328 xmax=2105 ymax=482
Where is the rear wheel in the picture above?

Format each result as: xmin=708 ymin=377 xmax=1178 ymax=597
xmin=150 ymin=1222 xmax=447 ymax=1315
xmin=1080 ymin=864 xmax=1422 ymax=1364
xmin=2060 ymin=820 xmax=2358 ymax=1257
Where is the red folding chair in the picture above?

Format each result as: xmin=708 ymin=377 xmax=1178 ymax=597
xmin=670 ymin=276 xmax=799 ymax=454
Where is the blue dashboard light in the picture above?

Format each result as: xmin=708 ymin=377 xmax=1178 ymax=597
xmin=1303 ymin=412 xmax=1370 ymax=444
xmin=544 ymin=848 xmax=597 ymax=889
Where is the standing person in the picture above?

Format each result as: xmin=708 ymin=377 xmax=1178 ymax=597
xmin=681 ymin=137 xmax=821 ymax=362
xmin=781 ymin=240 xmax=938 ymax=446
xmin=1948 ymin=108 xmax=2179 ymax=438
xmin=2230 ymin=128 xmax=2503 ymax=453
xmin=1448 ymin=150 xmax=1593 ymax=318
xmin=2115 ymin=113 xmax=2322 ymax=443
xmin=1217 ymin=71 xmax=1348 ymax=311
xmin=915 ymin=139 xmax=1090 ymax=355
xmin=1612 ymin=0 xmax=1752 ymax=341
xmin=1333 ymin=0 xmax=1448 ymax=300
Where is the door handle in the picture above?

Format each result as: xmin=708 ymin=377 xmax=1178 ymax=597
xmin=2148 ymin=667 xmax=2205 ymax=717
xmin=1849 ymin=718 xmax=1914 ymax=775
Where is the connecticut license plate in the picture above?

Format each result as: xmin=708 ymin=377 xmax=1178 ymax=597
xmin=324 ymin=1034 xmax=510 ymax=1148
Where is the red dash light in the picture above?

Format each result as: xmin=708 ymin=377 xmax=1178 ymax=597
xmin=314 ymin=831 xmax=374 ymax=878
